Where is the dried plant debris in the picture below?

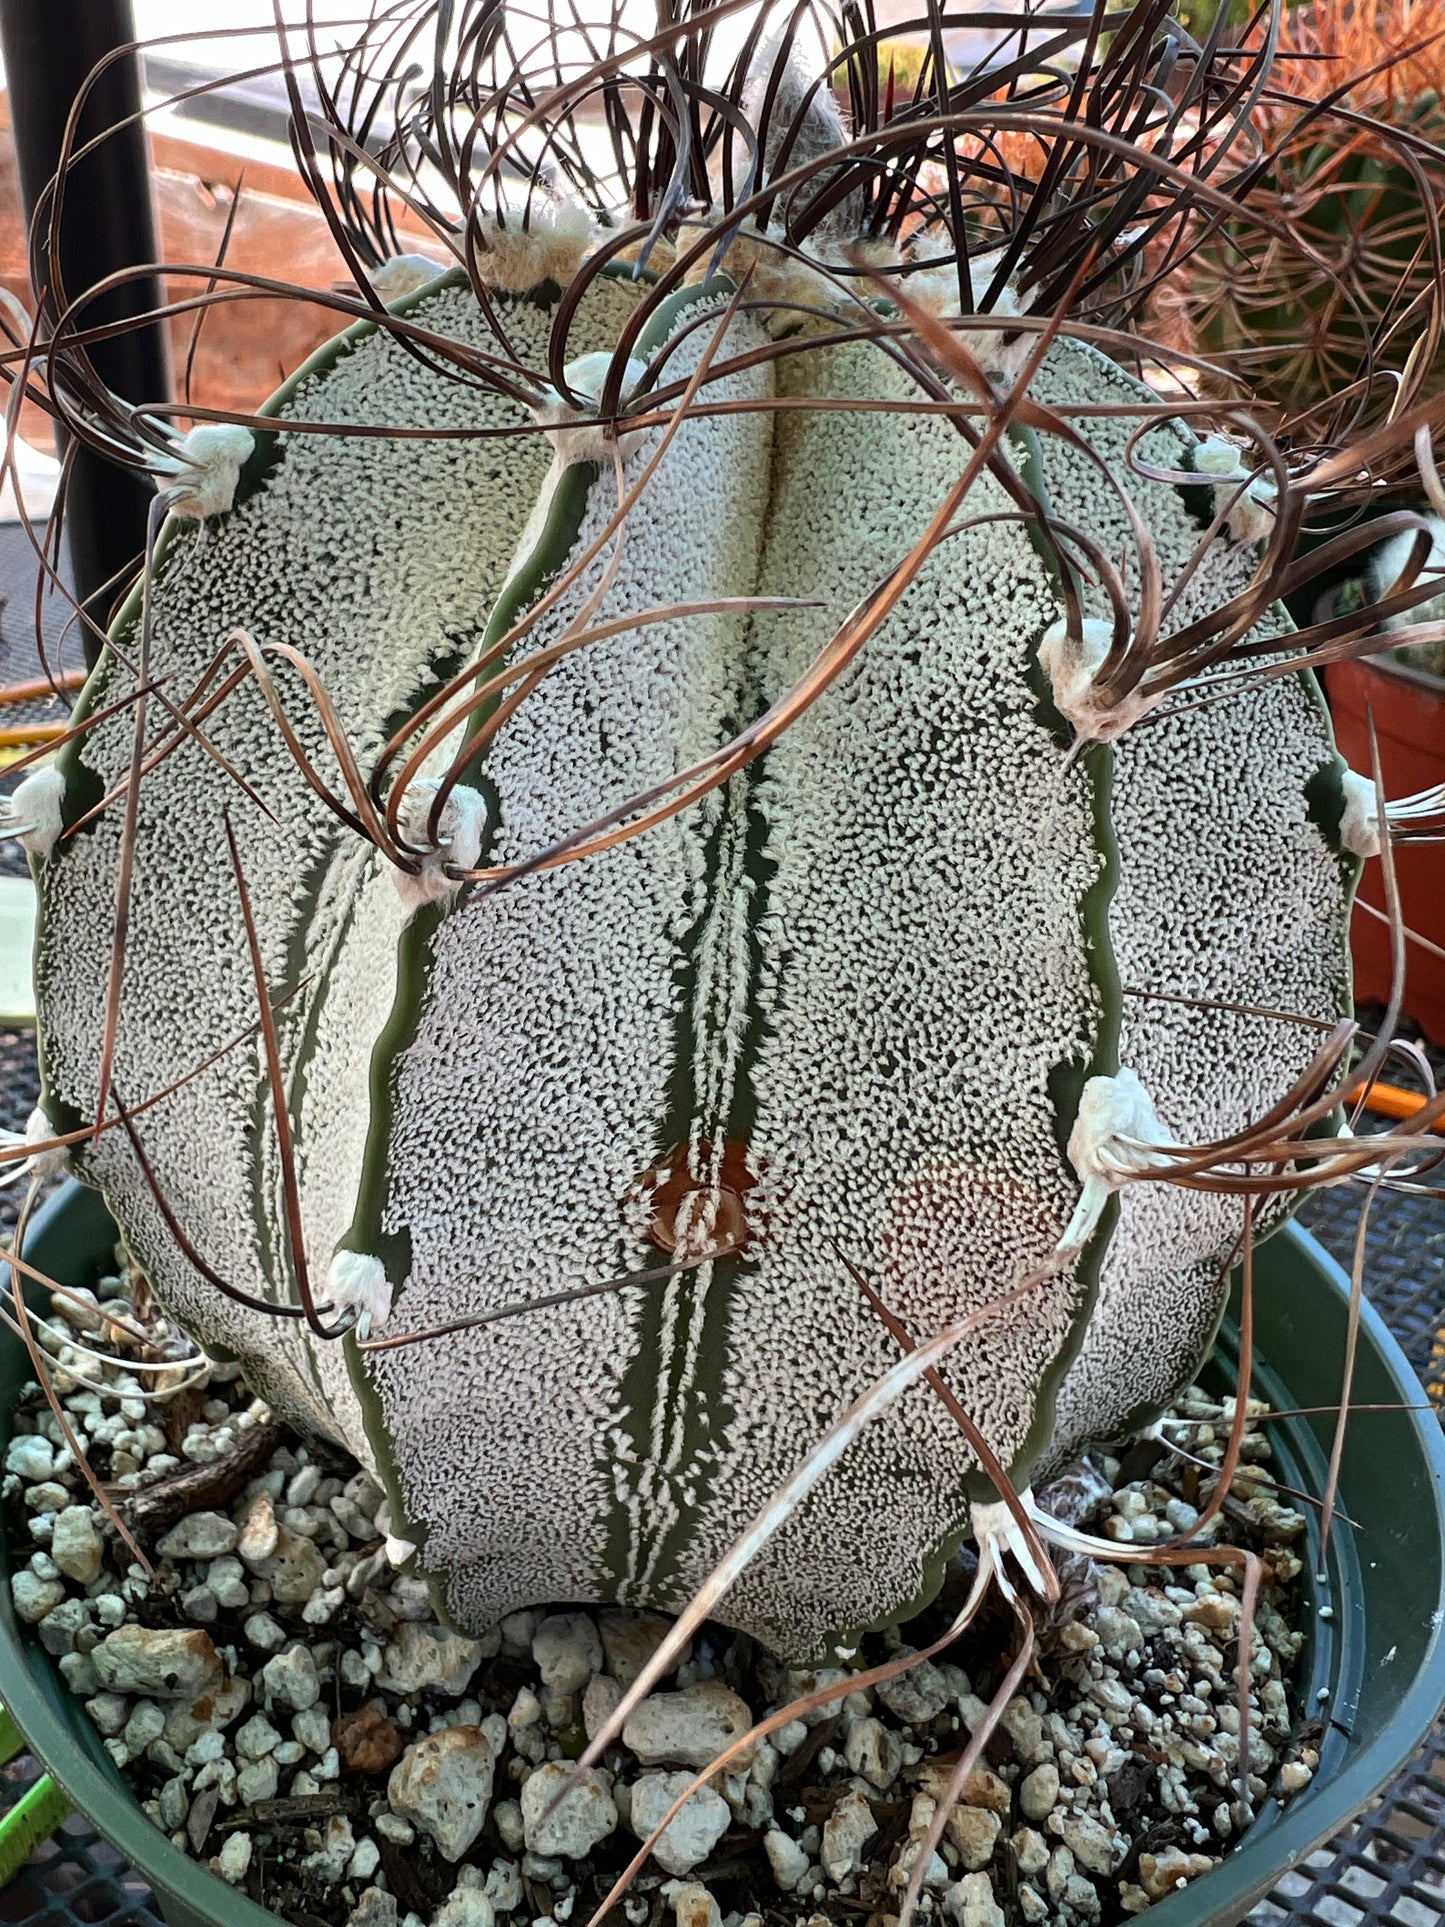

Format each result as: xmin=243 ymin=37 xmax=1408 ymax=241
xmin=5 ymin=1276 xmax=1313 ymax=1927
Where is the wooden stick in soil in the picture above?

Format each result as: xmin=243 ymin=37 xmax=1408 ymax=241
xmin=125 ymin=1418 xmax=285 ymax=1539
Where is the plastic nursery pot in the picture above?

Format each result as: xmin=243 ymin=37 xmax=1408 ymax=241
xmin=1326 ymin=654 xmax=1445 ymax=1046
xmin=5 ymin=1186 xmax=1445 ymax=1927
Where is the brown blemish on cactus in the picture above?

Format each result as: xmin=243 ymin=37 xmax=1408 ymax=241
xmin=637 ymin=1138 xmax=760 ymax=1258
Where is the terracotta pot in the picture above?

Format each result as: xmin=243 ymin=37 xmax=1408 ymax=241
xmin=1326 ymin=654 xmax=1445 ymax=1045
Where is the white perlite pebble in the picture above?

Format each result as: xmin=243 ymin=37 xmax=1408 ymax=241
xmin=293 ymin=1706 xmax=332 ymax=1754
xmin=821 ymin=1789 xmax=878 ymax=1883
xmin=261 ymin=1644 xmax=321 ymax=1712
xmin=49 ymin=1507 xmax=103 ymax=1586
xmin=349 ymin=1839 xmax=382 ymax=1882
xmin=532 ymin=1613 xmax=604 ymax=1696
xmin=302 ymin=1816 xmax=357 ymax=1881
xmin=247 ymin=1527 xmax=327 ymax=1604
xmin=236 ymin=1494 xmax=279 ymax=1565
xmin=124 ymin=1703 xmax=166 ymax=1753
xmin=377 ymin=1622 xmax=487 ymax=1697
xmin=670 ymin=1885 xmax=722 ymax=1927
xmin=1061 ymin=1811 xmax=1118 ymax=1876
xmin=237 ymin=1758 xmax=280 ymax=1806
xmin=623 ymin=1684 xmax=755 ymax=1771
xmin=626 ymin=1774 xmax=731 ymax=1879
xmin=484 ymin=1861 xmax=523 ymax=1913
xmin=85 ymin=1694 xmax=129 ymax=1737
xmin=1018 ymin=1763 xmax=1060 ymax=1823
xmin=945 ymin=1872 xmax=1005 ymax=1927
xmin=157 ymin=1513 xmax=239 ymax=1561
xmin=243 ymin=1613 xmax=287 ymax=1652
xmin=431 ymin=1891 xmax=496 ymax=1927
xmin=10 ymin=1572 xmax=65 ymax=1624
xmin=348 ymin=1890 xmax=399 ymax=1927
xmin=1094 ymin=1606 xmax=1144 ymax=1663
xmin=388 ymin=1727 xmax=497 ymax=1861
xmin=237 ymin=1718 xmax=283 ymax=1765
xmin=599 ymin=1611 xmax=688 ymax=1690
xmin=492 ymin=1802 xmax=525 ymax=1852
xmin=762 ymin=1828 xmax=810 ymax=1892
xmin=25 ymin=1483 xmax=71 ymax=1517
xmin=217 ymin=1833 xmax=253 ymax=1886
xmin=950 ymin=1809 xmax=1002 ymax=1872
xmin=205 ymin=1559 xmax=250 ymax=1610
xmin=843 ymin=1716 xmax=902 ymax=1790
xmin=520 ymin=1763 xmax=618 ymax=1860
xmin=5 ymin=1434 xmax=55 ymax=1481
xmin=92 ymin=1627 xmax=222 ymax=1699
xmin=875 ymin=1659 xmax=950 ymax=1725
xmin=583 ymin=1675 xmax=624 ymax=1742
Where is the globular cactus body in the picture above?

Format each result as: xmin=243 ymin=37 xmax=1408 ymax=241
xmin=32 ymin=248 xmax=1357 ymax=1659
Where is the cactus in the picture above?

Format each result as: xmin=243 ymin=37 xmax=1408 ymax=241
xmin=1167 ymin=0 xmax=1445 ymax=434
xmin=10 ymin=0 xmax=1442 ymax=1664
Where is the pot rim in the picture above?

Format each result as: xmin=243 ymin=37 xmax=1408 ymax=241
xmin=1334 ymin=652 xmax=1445 ymax=700
xmin=4 ymin=1182 xmax=1445 ymax=1927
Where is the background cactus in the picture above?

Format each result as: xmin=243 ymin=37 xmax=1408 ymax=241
xmin=1163 ymin=0 xmax=1445 ymax=439
xmin=9 ymin=0 xmax=1444 ymax=1666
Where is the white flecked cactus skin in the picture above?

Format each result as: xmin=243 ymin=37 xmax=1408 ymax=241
xmin=30 ymin=242 xmax=1357 ymax=1659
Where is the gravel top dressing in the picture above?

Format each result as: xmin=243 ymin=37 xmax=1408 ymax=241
xmin=4 ymin=1267 xmax=1314 ymax=1927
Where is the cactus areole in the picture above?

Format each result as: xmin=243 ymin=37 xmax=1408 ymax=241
xmin=28 ymin=207 xmax=1359 ymax=1661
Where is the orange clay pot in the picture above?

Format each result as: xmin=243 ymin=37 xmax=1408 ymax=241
xmin=1326 ymin=655 xmax=1445 ymax=1045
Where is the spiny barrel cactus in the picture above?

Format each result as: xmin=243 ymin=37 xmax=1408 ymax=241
xmin=10 ymin=0 xmax=1440 ymax=1664
xmin=1168 ymin=0 xmax=1445 ymax=435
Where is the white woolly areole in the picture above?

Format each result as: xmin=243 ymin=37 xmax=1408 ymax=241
xmin=1192 ymin=434 xmax=1253 ymax=479
xmin=327 ymin=1250 xmax=392 ymax=1338
xmin=370 ymin=254 xmax=447 ymax=302
xmin=679 ymin=222 xmax=892 ymax=326
xmin=157 ymin=424 xmax=255 ymax=520
xmin=474 ymin=198 xmax=591 ymax=292
xmin=1339 ymin=767 xmax=1383 ymax=858
xmin=389 ymin=781 xmax=488 ymax=910
xmin=1192 ymin=436 xmax=1276 ymax=547
xmin=907 ymin=245 xmax=1037 ymax=381
xmin=1060 ymin=1067 xmax=1171 ymax=1253
xmin=24 ymin=1104 xmax=69 ymax=1178
xmin=532 ymin=353 xmax=651 ymax=466
xmin=0 ymin=763 xmax=65 ymax=858
xmin=740 ymin=38 xmax=863 ymax=239
xmin=971 ymin=1492 xmax=1053 ymax=1601
xmin=1038 ymin=617 xmax=1154 ymax=743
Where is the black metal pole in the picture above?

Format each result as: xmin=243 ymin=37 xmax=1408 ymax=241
xmin=1 ymin=0 xmax=170 ymax=661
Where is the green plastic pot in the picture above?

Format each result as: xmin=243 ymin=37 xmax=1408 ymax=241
xmin=4 ymin=1182 xmax=1445 ymax=1927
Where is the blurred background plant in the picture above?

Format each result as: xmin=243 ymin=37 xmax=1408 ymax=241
xmin=1159 ymin=0 xmax=1445 ymax=451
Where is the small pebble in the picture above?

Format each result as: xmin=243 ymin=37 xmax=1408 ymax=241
xmin=334 ymin=1704 xmax=405 ymax=1775
xmin=216 ymin=1832 xmax=253 ymax=1886
xmin=521 ymin=1763 xmax=618 ymax=1860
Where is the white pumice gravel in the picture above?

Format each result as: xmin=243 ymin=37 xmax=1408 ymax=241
xmin=3 ymin=1280 xmax=1318 ymax=1927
